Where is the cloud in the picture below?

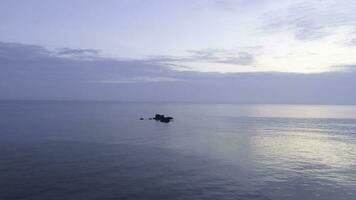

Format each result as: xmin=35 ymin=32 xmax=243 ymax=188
xmin=332 ymin=64 xmax=356 ymax=72
xmin=145 ymin=55 xmax=187 ymax=63
xmin=93 ymin=76 xmax=182 ymax=84
xmin=350 ymin=38 xmax=356 ymax=46
xmin=55 ymin=48 xmax=100 ymax=59
xmin=1 ymin=41 xmax=356 ymax=104
xmin=217 ymin=52 xmax=255 ymax=65
xmin=187 ymin=49 xmax=222 ymax=60
xmin=0 ymin=41 xmax=51 ymax=60
xmin=211 ymin=0 xmax=272 ymax=12
xmin=0 ymin=41 xmax=180 ymax=82
xmin=262 ymin=0 xmax=356 ymax=41
xmin=147 ymin=48 xmax=256 ymax=70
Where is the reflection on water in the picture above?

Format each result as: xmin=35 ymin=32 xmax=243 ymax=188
xmin=253 ymin=126 xmax=356 ymax=185
xmin=0 ymin=101 xmax=356 ymax=199
xmin=243 ymin=104 xmax=356 ymax=119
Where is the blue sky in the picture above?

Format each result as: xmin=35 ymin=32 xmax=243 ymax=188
xmin=1 ymin=0 xmax=356 ymax=103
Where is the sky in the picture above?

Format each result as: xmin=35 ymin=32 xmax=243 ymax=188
xmin=1 ymin=0 xmax=356 ymax=103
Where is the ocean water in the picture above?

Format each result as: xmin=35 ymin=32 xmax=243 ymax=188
xmin=0 ymin=100 xmax=356 ymax=200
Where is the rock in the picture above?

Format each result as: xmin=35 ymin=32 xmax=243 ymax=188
xmin=153 ymin=114 xmax=173 ymax=123
xmin=160 ymin=117 xmax=172 ymax=123
xmin=140 ymin=118 xmax=144 ymax=120
xmin=154 ymin=114 xmax=165 ymax=121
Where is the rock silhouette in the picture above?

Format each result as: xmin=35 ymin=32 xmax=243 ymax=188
xmin=140 ymin=114 xmax=174 ymax=123
xmin=153 ymin=114 xmax=174 ymax=123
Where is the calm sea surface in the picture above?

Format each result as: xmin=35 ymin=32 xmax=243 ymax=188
xmin=1 ymin=100 xmax=356 ymax=200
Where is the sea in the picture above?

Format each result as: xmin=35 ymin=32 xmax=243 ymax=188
xmin=0 ymin=100 xmax=356 ymax=200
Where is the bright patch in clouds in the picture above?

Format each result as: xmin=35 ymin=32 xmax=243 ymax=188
xmin=152 ymin=26 xmax=356 ymax=73
xmin=148 ymin=0 xmax=356 ymax=74
xmin=253 ymin=26 xmax=356 ymax=73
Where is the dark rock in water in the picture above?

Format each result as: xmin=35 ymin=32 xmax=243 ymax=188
xmin=148 ymin=118 xmax=153 ymax=120
xmin=154 ymin=114 xmax=165 ymax=121
xmin=140 ymin=118 xmax=144 ymax=120
xmin=160 ymin=117 xmax=172 ymax=123
xmin=153 ymin=114 xmax=173 ymax=123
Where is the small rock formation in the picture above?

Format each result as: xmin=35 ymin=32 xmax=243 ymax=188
xmin=154 ymin=114 xmax=174 ymax=123
xmin=140 ymin=114 xmax=174 ymax=123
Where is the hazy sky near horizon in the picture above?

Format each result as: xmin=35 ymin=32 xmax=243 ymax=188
xmin=1 ymin=0 xmax=356 ymax=103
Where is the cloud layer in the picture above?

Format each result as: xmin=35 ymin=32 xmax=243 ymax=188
xmin=1 ymin=41 xmax=356 ymax=104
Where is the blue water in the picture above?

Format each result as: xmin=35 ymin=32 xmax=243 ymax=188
xmin=1 ymin=100 xmax=356 ymax=199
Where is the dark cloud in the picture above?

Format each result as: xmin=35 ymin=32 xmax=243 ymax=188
xmin=56 ymin=48 xmax=100 ymax=58
xmin=0 ymin=41 xmax=181 ymax=82
xmin=145 ymin=55 xmax=186 ymax=63
xmin=1 ymin=41 xmax=356 ymax=104
xmin=0 ymin=41 xmax=51 ymax=60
